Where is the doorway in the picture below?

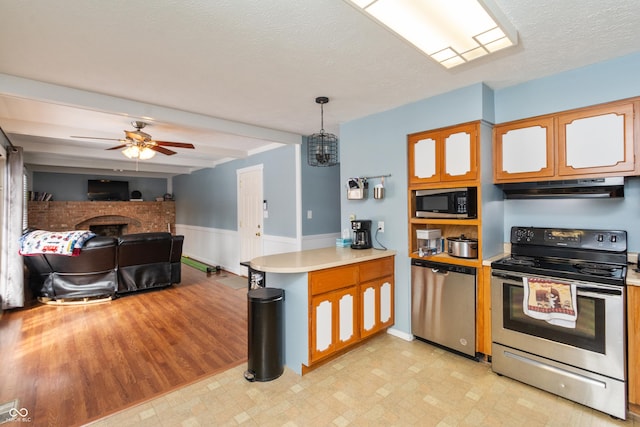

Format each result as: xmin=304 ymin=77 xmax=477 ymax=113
xmin=237 ymin=165 xmax=264 ymax=264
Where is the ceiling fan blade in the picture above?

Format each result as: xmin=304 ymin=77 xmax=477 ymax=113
xmin=150 ymin=145 xmax=177 ymax=155
xmin=106 ymin=144 xmax=128 ymax=150
xmin=71 ymin=136 xmax=123 ymax=141
xmin=154 ymin=140 xmax=195 ymax=149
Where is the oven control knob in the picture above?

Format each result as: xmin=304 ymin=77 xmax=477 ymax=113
xmin=611 ymin=235 xmax=617 ymax=243
xmin=597 ymin=234 xmax=604 ymax=242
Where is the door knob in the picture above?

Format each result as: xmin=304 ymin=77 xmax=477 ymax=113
xmin=256 ymin=232 xmax=261 ymax=236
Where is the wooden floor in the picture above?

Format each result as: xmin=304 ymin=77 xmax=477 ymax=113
xmin=0 ymin=265 xmax=248 ymax=427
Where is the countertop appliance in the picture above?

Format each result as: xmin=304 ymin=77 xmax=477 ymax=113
xmin=447 ymin=234 xmax=478 ymax=258
xmin=415 ymin=187 xmax=477 ymax=219
xmin=491 ymin=226 xmax=627 ymax=419
xmin=351 ymin=219 xmax=372 ymax=249
xmin=411 ymin=259 xmax=476 ymax=357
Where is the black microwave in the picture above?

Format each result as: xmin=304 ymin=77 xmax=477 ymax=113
xmin=415 ymin=188 xmax=477 ymax=219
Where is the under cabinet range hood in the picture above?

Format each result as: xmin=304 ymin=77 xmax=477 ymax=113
xmin=500 ymin=177 xmax=624 ymax=199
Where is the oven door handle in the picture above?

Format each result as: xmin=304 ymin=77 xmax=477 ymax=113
xmin=492 ymin=272 xmax=623 ymax=297
xmin=492 ymin=272 xmax=522 ymax=282
xmin=576 ymin=287 xmax=623 ymax=297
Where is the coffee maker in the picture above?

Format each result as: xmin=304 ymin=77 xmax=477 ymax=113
xmin=351 ymin=220 xmax=372 ymax=249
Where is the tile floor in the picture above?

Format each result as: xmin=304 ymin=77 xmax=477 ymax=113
xmin=88 ymin=334 xmax=638 ymax=426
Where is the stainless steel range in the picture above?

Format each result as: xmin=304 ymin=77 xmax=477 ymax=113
xmin=491 ymin=226 xmax=627 ymax=419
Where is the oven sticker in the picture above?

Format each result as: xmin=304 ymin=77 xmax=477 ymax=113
xmin=522 ymin=277 xmax=577 ymax=328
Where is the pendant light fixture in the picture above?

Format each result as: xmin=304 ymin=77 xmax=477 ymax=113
xmin=307 ymin=96 xmax=339 ymax=167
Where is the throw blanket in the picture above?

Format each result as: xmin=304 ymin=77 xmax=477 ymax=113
xmin=19 ymin=230 xmax=96 ymax=256
xmin=523 ymin=277 xmax=578 ymax=328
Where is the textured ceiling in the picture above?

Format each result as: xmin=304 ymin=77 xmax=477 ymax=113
xmin=1 ymin=0 xmax=640 ymax=176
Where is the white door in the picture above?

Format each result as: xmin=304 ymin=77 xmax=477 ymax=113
xmin=238 ymin=166 xmax=264 ymax=263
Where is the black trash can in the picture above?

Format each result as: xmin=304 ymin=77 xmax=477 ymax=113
xmin=244 ymin=287 xmax=285 ymax=382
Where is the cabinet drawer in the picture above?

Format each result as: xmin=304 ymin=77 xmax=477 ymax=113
xmin=309 ymin=265 xmax=358 ymax=295
xmin=359 ymin=257 xmax=394 ymax=283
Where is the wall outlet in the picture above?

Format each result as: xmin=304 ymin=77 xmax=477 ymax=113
xmin=349 ymin=213 xmax=356 ymax=221
xmin=377 ymin=221 xmax=384 ymax=232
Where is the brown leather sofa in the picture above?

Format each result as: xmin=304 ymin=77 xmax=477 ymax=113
xmin=23 ymin=232 xmax=183 ymax=301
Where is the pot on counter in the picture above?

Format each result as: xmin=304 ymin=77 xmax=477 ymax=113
xmin=447 ymin=235 xmax=478 ymax=259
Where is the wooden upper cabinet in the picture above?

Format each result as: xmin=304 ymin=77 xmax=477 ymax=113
xmin=409 ymin=122 xmax=479 ymax=186
xmin=494 ymin=100 xmax=637 ymax=183
xmin=558 ymin=103 xmax=635 ymax=176
xmin=494 ymin=117 xmax=554 ymax=182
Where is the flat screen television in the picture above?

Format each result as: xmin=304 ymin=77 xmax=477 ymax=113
xmin=88 ymin=179 xmax=129 ymax=201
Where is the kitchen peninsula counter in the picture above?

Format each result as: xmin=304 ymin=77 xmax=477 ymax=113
xmin=249 ymin=246 xmax=396 ymax=274
xmin=248 ymin=247 xmax=396 ymax=375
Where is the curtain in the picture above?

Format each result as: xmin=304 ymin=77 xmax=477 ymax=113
xmin=0 ymin=146 xmax=24 ymax=309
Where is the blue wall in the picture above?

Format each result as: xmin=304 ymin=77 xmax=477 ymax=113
xmin=301 ymin=136 xmax=341 ymax=235
xmin=173 ymin=140 xmax=341 ymax=238
xmin=495 ymin=52 xmax=640 ymax=123
xmin=32 ymin=172 xmax=168 ymax=201
xmin=173 ymin=144 xmax=299 ymax=236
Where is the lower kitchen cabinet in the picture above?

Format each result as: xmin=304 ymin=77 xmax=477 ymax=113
xmin=310 ymin=286 xmax=359 ymax=363
xmin=308 ymin=256 xmax=395 ymax=365
xmin=360 ymin=277 xmax=394 ymax=339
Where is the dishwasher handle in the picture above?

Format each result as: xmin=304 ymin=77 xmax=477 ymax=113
xmin=411 ymin=258 xmax=476 ymax=275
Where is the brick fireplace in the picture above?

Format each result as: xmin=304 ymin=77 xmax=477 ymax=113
xmin=27 ymin=201 xmax=176 ymax=235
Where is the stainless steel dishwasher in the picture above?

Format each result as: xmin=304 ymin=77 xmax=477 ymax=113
xmin=411 ymin=258 xmax=477 ymax=357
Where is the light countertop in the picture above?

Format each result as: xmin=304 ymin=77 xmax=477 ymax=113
xmin=626 ymin=267 xmax=640 ymax=287
xmin=249 ymin=247 xmax=396 ymax=273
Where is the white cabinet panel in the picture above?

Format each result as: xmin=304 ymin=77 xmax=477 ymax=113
xmin=380 ymin=281 xmax=392 ymax=324
xmin=338 ymin=293 xmax=354 ymax=343
xmin=414 ymin=138 xmax=436 ymax=179
xmin=445 ymin=131 xmax=471 ymax=176
xmin=362 ymin=286 xmax=375 ymax=332
xmin=315 ymin=300 xmax=332 ymax=352
xmin=501 ymin=126 xmax=548 ymax=174
xmin=565 ymin=113 xmax=624 ymax=169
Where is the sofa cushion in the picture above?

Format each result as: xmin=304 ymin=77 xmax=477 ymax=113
xmin=45 ymin=236 xmax=117 ymax=273
xmin=117 ymin=232 xmax=172 ymax=267
xmin=117 ymin=232 xmax=173 ymax=293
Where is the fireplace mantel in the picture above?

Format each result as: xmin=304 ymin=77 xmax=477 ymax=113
xmin=28 ymin=201 xmax=176 ymax=234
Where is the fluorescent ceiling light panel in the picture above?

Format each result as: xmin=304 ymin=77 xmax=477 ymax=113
xmin=346 ymin=0 xmax=517 ymax=68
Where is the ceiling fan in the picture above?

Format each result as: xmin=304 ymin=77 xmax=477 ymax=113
xmin=71 ymin=121 xmax=195 ymax=157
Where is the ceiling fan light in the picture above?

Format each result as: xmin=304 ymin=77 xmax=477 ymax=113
xmin=122 ymin=145 xmax=140 ymax=159
xmin=138 ymin=147 xmax=156 ymax=160
xmin=121 ymin=144 xmax=156 ymax=160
